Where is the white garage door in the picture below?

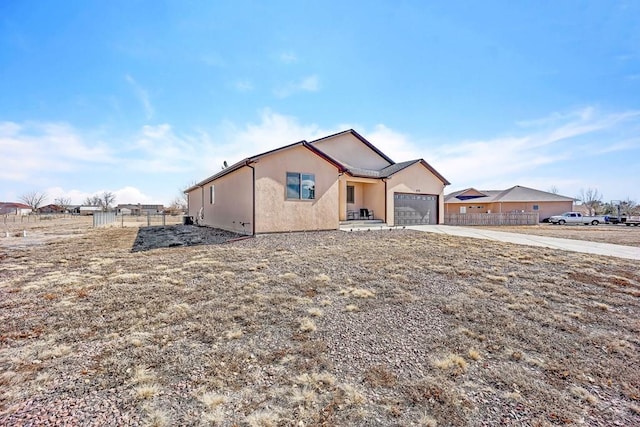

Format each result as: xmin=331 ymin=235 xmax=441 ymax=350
xmin=394 ymin=193 xmax=438 ymax=225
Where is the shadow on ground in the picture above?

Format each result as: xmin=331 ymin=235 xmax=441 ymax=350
xmin=131 ymin=225 xmax=244 ymax=252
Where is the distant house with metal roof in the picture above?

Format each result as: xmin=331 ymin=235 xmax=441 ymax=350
xmin=0 ymin=202 xmax=33 ymax=215
xmin=445 ymin=185 xmax=575 ymax=221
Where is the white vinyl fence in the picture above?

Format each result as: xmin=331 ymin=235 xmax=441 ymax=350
xmin=445 ymin=212 xmax=539 ymax=226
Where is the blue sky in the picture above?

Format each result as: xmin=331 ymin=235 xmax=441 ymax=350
xmin=1 ymin=1 xmax=639 ymax=206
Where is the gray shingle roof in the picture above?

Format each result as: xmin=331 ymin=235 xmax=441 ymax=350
xmin=445 ymin=185 xmax=575 ymax=203
xmin=347 ymin=160 xmax=421 ymax=178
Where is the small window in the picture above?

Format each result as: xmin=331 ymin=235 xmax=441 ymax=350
xmin=210 ymin=185 xmax=215 ymax=204
xmin=286 ymin=172 xmax=315 ymax=200
xmin=532 ymin=204 xmax=539 ymax=211
xmin=346 ymin=185 xmax=355 ymax=204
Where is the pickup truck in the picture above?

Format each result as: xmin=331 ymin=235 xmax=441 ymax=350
xmin=549 ymin=212 xmax=607 ymax=225
xmin=607 ymin=215 xmax=640 ymax=226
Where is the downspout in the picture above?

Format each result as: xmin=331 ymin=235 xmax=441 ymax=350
xmin=246 ymin=162 xmax=256 ymax=236
xmin=383 ymin=178 xmax=388 ymax=225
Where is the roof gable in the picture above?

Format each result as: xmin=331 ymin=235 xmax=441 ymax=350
xmin=309 ymin=129 xmax=394 ymax=170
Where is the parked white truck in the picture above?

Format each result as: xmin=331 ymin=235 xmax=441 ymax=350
xmin=549 ymin=212 xmax=607 ymax=225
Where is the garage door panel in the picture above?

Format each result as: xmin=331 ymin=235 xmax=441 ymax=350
xmin=394 ymin=193 xmax=437 ymax=225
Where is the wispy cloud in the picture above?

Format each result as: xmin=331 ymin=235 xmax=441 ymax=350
xmin=279 ymin=51 xmax=298 ymax=64
xmin=0 ymin=120 xmax=114 ymax=183
xmin=274 ymin=75 xmax=319 ymax=98
xmin=431 ymin=107 xmax=640 ymax=192
xmin=234 ymin=80 xmax=253 ymax=92
xmin=125 ymin=74 xmax=154 ymax=120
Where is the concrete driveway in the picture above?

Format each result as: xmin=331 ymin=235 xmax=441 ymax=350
xmin=406 ymin=225 xmax=640 ymax=261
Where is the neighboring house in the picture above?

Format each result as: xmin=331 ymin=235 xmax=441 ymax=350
xmin=186 ymin=129 xmax=450 ymax=234
xmin=444 ymin=186 xmax=575 ymax=221
xmin=78 ymin=206 xmax=102 ymax=215
xmin=37 ymin=204 xmax=65 ymax=214
xmin=571 ymin=203 xmax=591 ymax=216
xmin=0 ymin=202 xmax=33 ymax=215
xmin=115 ymin=204 xmax=165 ymax=215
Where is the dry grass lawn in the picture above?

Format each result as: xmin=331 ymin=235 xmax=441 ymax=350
xmin=479 ymin=224 xmax=640 ymax=247
xmin=1 ymin=219 xmax=639 ymax=426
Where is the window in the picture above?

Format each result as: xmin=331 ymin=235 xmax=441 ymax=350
xmin=532 ymin=204 xmax=539 ymax=211
xmin=286 ymin=172 xmax=315 ymax=200
xmin=209 ymin=185 xmax=215 ymax=204
xmin=346 ymin=185 xmax=355 ymax=204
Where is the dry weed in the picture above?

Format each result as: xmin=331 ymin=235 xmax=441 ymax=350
xmin=336 ymin=384 xmax=365 ymax=406
xmin=135 ymin=384 xmax=160 ymax=399
xmin=143 ymin=407 xmax=171 ymax=427
xmin=418 ymin=414 xmax=438 ymax=427
xmin=299 ymin=317 xmax=317 ymax=333
xmin=307 ymin=307 xmax=323 ymax=317
xmin=434 ymin=354 xmax=468 ymax=374
xmin=313 ymin=273 xmax=331 ymax=283
xmin=245 ymin=410 xmax=280 ymax=427
xmin=467 ymin=349 xmax=481 ymax=361
xmin=570 ymin=386 xmax=598 ymax=405
xmin=225 ymin=329 xmax=243 ymax=339
xmin=200 ymin=392 xmax=227 ymax=409
xmin=131 ymin=366 xmax=156 ymax=384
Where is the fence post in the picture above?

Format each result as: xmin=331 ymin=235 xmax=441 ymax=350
xmin=147 ymin=212 xmax=150 ymax=226
xmin=162 ymin=213 xmax=166 ymax=226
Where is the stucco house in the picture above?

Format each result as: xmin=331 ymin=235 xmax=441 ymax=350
xmin=0 ymin=202 xmax=32 ymax=215
xmin=444 ymin=185 xmax=575 ymax=221
xmin=186 ymin=129 xmax=450 ymax=234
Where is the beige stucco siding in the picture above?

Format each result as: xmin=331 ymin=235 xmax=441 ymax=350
xmin=386 ymin=163 xmax=446 ymax=224
xmin=341 ymin=179 xmax=385 ymax=221
xmin=254 ymin=146 xmax=339 ymax=233
xmin=187 ymin=166 xmax=254 ymax=234
xmin=311 ymin=134 xmax=391 ymax=170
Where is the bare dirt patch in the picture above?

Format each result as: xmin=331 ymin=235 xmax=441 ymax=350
xmin=1 ymin=224 xmax=639 ymax=426
xmin=478 ymin=224 xmax=640 ymax=247
xmin=131 ymin=225 xmax=243 ymax=252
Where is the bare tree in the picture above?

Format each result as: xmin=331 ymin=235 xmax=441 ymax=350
xmin=167 ymin=196 xmax=187 ymax=215
xmin=548 ymin=185 xmax=559 ymax=194
xmin=620 ymin=198 xmax=638 ymax=216
xmin=84 ymin=195 xmax=102 ymax=206
xmin=19 ymin=191 xmax=47 ymax=211
xmin=54 ymin=197 xmax=72 ymax=213
xmin=578 ymin=188 xmax=602 ymax=216
xmin=100 ymin=191 xmax=116 ymax=211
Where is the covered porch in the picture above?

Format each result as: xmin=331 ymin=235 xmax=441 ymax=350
xmin=338 ymin=176 xmax=386 ymax=222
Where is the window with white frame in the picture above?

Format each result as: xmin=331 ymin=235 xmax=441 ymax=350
xmin=532 ymin=204 xmax=539 ymax=211
xmin=286 ymin=172 xmax=315 ymax=200
xmin=210 ymin=185 xmax=215 ymax=204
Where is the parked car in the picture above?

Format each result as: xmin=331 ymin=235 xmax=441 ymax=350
xmin=548 ymin=212 xmax=607 ymax=225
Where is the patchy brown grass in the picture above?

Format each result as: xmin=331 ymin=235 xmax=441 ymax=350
xmin=0 ymin=223 xmax=639 ymax=425
xmin=479 ymin=224 xmax=640 ymax=247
